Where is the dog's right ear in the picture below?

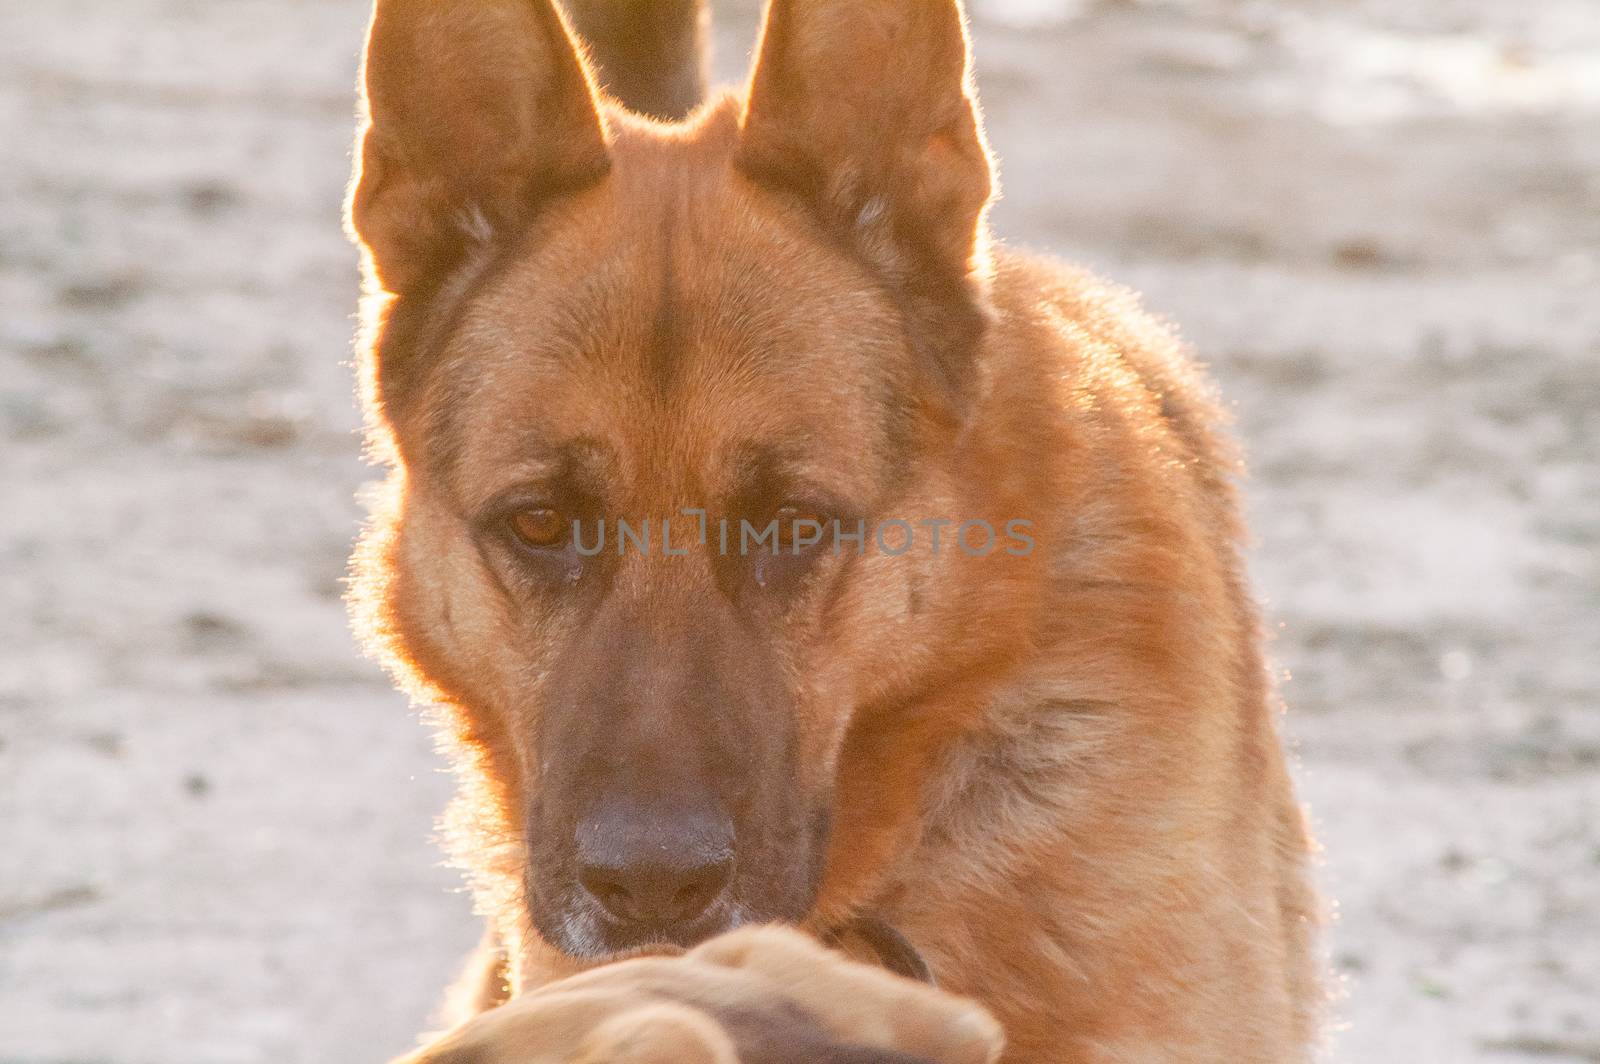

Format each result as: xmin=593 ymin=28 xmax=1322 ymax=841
xmin=348 ymin=0 xmax=610 ymax=295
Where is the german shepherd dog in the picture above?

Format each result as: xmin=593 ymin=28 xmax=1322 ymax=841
xmin=346 ymin=0 xmax=1322 ymax=1059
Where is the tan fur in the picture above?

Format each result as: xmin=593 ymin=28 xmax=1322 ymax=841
xmin=346 ymin=1 xmax=1322 ymax=1060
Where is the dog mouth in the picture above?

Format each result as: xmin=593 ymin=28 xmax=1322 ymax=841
xmin=521 ymin=799 xmax=938 ymax=983
xmin=530 ymin=861 xmax=822 ymax=960
xmin=533 ymin=888 xmax=936 ymax=990
xmin=542 ymin=887 xmax=750 ymax=958
xmin=538 ymin=892 xmax=937 ymax=990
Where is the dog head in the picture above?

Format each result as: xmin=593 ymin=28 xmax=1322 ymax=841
xmin=347 ymin=0 xmax=999 ymax=960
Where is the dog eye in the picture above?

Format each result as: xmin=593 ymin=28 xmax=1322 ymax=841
xmin=507 ymin=507 xmax=569 ymax=550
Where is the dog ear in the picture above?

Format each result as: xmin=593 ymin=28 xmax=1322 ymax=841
xmin=349 ymin=0 xmax=610 ymax=295
xmin=737 ymin=0 xmax=995 ymax=401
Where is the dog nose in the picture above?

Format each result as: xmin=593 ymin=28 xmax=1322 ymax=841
xmin=575 ymin=803 xmax=734 ymax=930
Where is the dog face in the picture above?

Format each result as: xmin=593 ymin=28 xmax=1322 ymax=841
xmin=348 ymin=0 xmax=994 ymax=959
xmin=410 ymin=152 xmax=934 ymax=955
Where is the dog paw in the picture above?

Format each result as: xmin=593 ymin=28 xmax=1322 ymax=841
xmin=393 ymin=926 xmax=1002 ymax=1064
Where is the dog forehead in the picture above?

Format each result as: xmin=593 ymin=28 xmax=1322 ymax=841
xmin=435 ymin=156 xmax=911 ymax=505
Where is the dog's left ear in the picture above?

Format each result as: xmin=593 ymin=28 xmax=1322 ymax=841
xmin=738 ymin=0 xmax=995 ymax=402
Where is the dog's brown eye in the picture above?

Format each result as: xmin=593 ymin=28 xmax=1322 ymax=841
xmin=508 ymin=508 xmax=568 ymax=550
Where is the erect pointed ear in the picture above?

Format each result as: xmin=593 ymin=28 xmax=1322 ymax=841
xmin=737 ymin=0 xmax=995 ymax=400
xmin=349 ymin=0 xmax=609 ymax=295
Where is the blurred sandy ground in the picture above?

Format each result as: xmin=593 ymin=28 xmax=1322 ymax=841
xmin=1 ymin=1 xmax=1596 ymax=1061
